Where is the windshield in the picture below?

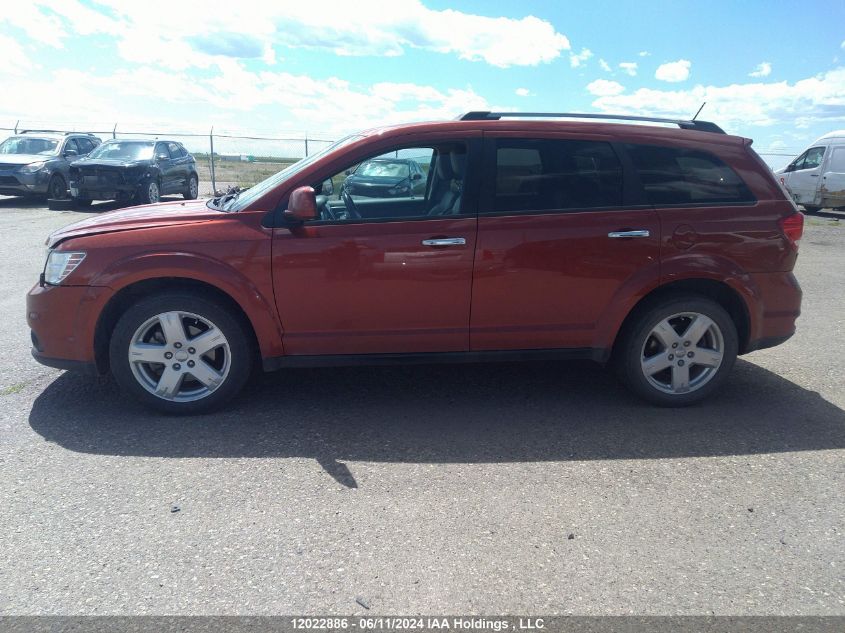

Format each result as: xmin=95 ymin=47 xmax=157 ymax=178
xmin=88 ymin=141 xmax=154 ymax=161
xmin=0 ymin=137 xmax=59 ymax=156
xmin=357 ymin=160 xmax=409 ymax=178
xmin=224 ymin=134 xmax=364 ymax=212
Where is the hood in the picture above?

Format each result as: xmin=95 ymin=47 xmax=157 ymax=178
xmin=47 ymin=198 xmax=217 ymax=248
xmin=71 ymin=157 xmax=150 ymax=168
xmin=0 ymin=154 xmax=53 ymax=167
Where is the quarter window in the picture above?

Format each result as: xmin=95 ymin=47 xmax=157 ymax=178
xmin=490 ymin=139 xmax=623 ymax=213
xmin=625 ymin=144 xmax=754 ymax=205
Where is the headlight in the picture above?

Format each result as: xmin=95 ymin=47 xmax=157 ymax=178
xmin=19 ymin=161 xmax=47 ymax=174
xmin=43 ymin=250 xmax=86 ymax=285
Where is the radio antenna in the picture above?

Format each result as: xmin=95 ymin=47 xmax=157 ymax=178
xmin=692 ymin=102 xmax=706 ymax=121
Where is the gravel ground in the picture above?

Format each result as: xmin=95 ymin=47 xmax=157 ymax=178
xmin=0 ymin=197 xmax=843 ymax=615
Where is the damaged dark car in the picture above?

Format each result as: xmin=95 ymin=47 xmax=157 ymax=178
xmin=68 ymin=139 xmax=199 ymax=206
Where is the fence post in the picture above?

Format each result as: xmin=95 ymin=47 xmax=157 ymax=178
xmin=14 ymin=120 xmax=19 ymax=134
xmin=209 ymin=127 xmax=217 ymax=194
xmin=304 ymin=134 xmax=309 ymax=158
xmin=112 ymin=123 xmax=117 ymax=139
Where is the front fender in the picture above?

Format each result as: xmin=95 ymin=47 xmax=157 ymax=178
xmin=90 ymin=251 xmax=284 ymax=358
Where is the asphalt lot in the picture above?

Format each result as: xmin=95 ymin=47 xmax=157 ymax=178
xmin=0 ymin=196 xmax=843 ymax=615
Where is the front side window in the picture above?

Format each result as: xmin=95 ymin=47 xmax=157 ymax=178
xmin=311 ymin=144 xmax=466 ymax=222
xmin=800 ymin=146 xmax=825 ymax=170
xmin=626 ymin=144 xmax=754 ymax=205
xmin=490 ymin=139 xmax=623 ymax=213
xmin=168 ymin=142 xmax=184 ymax=157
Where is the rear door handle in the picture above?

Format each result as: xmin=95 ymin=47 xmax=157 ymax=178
xmin=422 ymin=237 xmax=466 ymax=247
xmin=608 ymin=230 xmax=650 ymax=239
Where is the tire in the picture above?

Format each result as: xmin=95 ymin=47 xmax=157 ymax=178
xmin=109 ymin=292 xmax=253 ymax=414
xmin=47 ymin=197 xmax=75 ymax=211
xmin=614 ymin=295 xmax=738 ymax=407
xmin=137 ymin=178 xmax=161 ymax=205
xmin=47 ymin=174 xmax=68 ymax=200
xmin=184 ymin=174 xmax=199 ymax=200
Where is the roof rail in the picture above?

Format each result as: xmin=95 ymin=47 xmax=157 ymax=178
xmin=18 ymin=130 xmax=98 ymax=136
xmin=458 ymin=111 xmax=725 ymax=134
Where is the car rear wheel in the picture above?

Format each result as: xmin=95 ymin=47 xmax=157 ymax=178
xmin=109 ymin=293 xmax=253 ymax=414
xmin=138 ymin=179 xmax=161 ymax=205
xmin=47 ymin=174 xmax=68 ymax=200
xmin=184 ymin=174 xmax=199 ymax=200
xmin=615 ymin=296 xmax=738 ymax=406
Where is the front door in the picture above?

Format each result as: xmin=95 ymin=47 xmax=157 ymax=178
xmin=272 ymin=137 xmax=479 ymax=356
xmin=471 ymin=135 xmax=659 ymax=351
xmin=154 ymin=142 xmax=175 ymax=194
xmin=784 ymin=146 xmax=825 ymax=206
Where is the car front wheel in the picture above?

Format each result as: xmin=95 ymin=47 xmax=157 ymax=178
xmin=109 ymin=293 xmax=253 ymax=414
xmin=615 ymin=296 xmax=738 ymax=406
xmin=138 ymin=179 xmax=161 ymax=205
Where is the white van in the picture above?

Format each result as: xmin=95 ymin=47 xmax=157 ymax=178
xmin=776 ymin=130 xmax=845 ymax=212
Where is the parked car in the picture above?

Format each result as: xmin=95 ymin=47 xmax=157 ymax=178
xmin=68 ymin=138 xmax=199 ymax=206
xmin=340 ymin=157 xmax=427 ymax=198
xmin=0 ymin=131 xmax=100 ymax=199
xmin=775 ymin=130 xmax=845 ymax=212
xmin=28 ymin=112 xmax=803 ymax=414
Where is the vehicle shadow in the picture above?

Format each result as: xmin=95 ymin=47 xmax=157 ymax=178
xmin=29 ymin=359 xmax=845 ymax=488
xmin=0 ymin=196 xmax=45 ymax=208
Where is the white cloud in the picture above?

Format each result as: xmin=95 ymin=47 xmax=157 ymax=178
xmin=655 ymin=59 xmax=691 ymax=82
xmin=515 ymin=88 xmax=532 ymax=97
xmin=599 ymin=59 xmax=611 ymax=72
xmin=586 ymin=79 xmax=625 ymax=96
xmin=569 ymin=47 xmax=593 ymax=68
xmin=638 ymin=51 xmax=650 ymax=57
xmin=841 ymin=40 xmax=844 ymax=49
xmin=749 ymin=62 xmax=772 ymax=78
xmin=6 ymin=1 xmax=570 ymax=69
xmin=590 ymin=67 xmax=845 ymax=132
xmin=619 ymin=62 xmax=638 ymax=76
xmin=0 ymin=35 xmax=34 ymax=75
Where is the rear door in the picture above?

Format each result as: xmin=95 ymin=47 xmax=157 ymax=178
xmin=470 ymin=134 xmax=660 ymax=352
xmin=822 ymin=146 xmax=845 ymax=208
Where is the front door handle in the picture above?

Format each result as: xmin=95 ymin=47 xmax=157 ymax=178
xmin=422 ymin=237 xmax=466 ymax=247
xmin=608 ymin=230 xmax=650 ymax=239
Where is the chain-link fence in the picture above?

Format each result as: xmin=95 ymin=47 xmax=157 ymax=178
xmin=0 ymin=121 xmax=335 ymax=196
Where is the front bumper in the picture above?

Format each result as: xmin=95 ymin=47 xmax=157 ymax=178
xmin=0 ymin=168 xmax=48 ymax=196
xmin=27 ymin=282 xmax=113 ymax=373
xmin=69 ymin=180 xmax=140 ymax=201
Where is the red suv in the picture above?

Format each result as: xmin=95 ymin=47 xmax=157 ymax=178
xmin=27 ymin=112 xmax=804 ymax=414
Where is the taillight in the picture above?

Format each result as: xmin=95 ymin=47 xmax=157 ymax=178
xmin=779 ymin=212 xmax=804 ymax=250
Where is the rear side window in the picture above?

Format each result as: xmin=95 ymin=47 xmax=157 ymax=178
xmin=491 ymin=139 xmax=623 ymax=213
xmin=626 ymin=144 xmax=754 ymax=205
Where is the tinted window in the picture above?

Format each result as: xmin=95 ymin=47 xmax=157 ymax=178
xmin=491 ymin=139 xmax=622 ymax=213
xmin=626 ymin=144 xmax=754 ymax=205
xmin=155 ymin=143 xmax=171 ymax=159
xmin=64 ymin=139 xmax=81 ymax=154
xmin=75 ymin=137 xmax=95 ymax=154
xmin=168 ymin=142 xmax=185 ymax=157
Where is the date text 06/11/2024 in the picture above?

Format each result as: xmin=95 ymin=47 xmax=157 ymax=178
xmin=290 ymin=617 xmax=547 ymax=630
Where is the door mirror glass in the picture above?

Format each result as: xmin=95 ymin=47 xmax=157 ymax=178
xmin=321 ymin=178 xmax=334 ymax=196
xmin=285 ymin=186 xmax=318 ymax=222
xmin=157 ymin=152 xmax=169 ymax=161
xmin=412 ymin=172 xmax=422 ymax=181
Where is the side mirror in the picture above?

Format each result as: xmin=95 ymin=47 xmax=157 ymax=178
xmin=322 ymin=178 xmax=334 ymax=196
xmin=285 ymin=186 xmax=318 ymax=223
xmin=64 ymin=149 xmax=78 ymax=158
xmin=157 ymin=153 xmax=169 ymax=161
xmin=411 ymin=173 xmax=422 ymax=181
xmin=345 ymin=169 xmax=352 ymax=176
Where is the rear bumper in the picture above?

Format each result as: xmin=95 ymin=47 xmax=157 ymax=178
xmin=27 ymin=282 xmax=113 ymax=372
xmin=742 ymin=271 xmax=802 ymax=354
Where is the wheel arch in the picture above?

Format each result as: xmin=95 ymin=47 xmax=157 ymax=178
xmin=611 ymin=278 xmax=751 ymax=358
xmin=93 ymin=277 xmax=263 ymax=373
